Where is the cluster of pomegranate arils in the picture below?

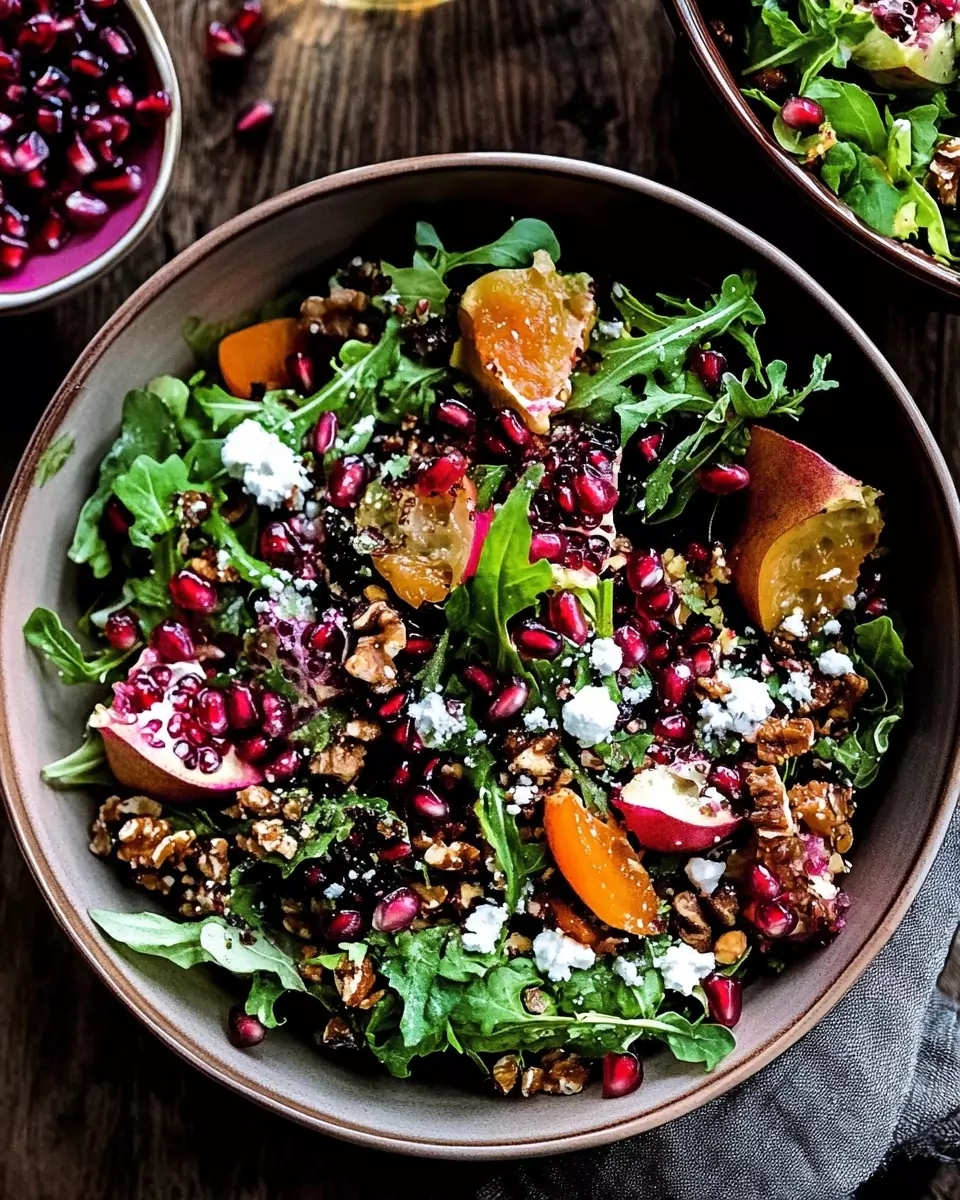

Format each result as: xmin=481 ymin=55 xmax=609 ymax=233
xmin=203 ymin=0 xmax=275 ymax=142
xmin=873 ymin=0 xmax=957 ymax=41
xmin=0 ymin=0 xmax=173 ymax=276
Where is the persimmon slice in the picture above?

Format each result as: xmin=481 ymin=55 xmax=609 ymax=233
xmin=544 ymin=787 xmax=659 ymax=935
xmin=356 ymin=479 xmax=478 ymax=608
xmin=732 ymin=427 xmax=884 ymax=632
xmin=218 ymin=318 xmax=301 ymax=398
xmin=458 ymin=251 xmax=596 ymax=434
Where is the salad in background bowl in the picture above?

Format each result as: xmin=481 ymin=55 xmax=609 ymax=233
xmin=22 ymin=214 xmax=912 ymax=1098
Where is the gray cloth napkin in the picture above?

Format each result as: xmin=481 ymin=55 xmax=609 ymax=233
xmin=479 ymin=804 xmax=960 ymax=1200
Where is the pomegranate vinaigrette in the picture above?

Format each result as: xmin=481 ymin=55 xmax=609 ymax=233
xmin=27 ymin=216 xmax=909 ymax=1096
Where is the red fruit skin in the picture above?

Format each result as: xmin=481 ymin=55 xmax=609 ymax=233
xmin=602 ymin=1051 xmax=643 ymax=1098
xmin=462 ymin=508 xmax=493 ymax=580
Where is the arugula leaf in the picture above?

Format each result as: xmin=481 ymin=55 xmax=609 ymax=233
xmin=90 ymin=909 xmax=306 ymax=991
xmin=470 ymin=464 xmax=508 ymax=510
xmin=69 ymin=390 xmax=181 ymax=579
xmin=442 ymin=218 xmax=562 ymax=272
xmin=245 ymin=973 xmax=288 ymax=1028
xmin=414 ymin=629 xmax=450 ymax=695
xmin=471 ymin=747 xmax=545 ymax=913
xmin=40 ymin=729 xmax=111 ymax=788
xmin=34 ymin=433 xmax=75 ymax=488
xmin=446 ymin=464 xmax=552 ymax=674
xmin=744 ymin=0 xmax=873 ymax=93
xmin=128 ymin=533 xmax=182 ymax=628
xmin=24 ymin=608 xmax=132 ymax=684
xmin=112 ymin=454 xmax=190 ymax=548
xmin=804 ymin=78 xmax=885 ymax=155
xmin=202 ymin=500 xmax=272 ymax=586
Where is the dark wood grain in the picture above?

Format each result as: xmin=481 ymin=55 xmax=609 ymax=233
xmin=0 ymin=1 xmax=957 ymax=1196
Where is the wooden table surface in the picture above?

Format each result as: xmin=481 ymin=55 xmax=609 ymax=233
xmin=1 ymin=0 xmax=959 ymax=1196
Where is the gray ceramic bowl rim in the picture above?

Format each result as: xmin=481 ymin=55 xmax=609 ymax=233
xmin=666 ymin=0 xmax=960 ymax=300
xmin=0 ymin=0 xmax=182 ymax=315
xmin=2 ymin=153 xmax=959 ymax=1157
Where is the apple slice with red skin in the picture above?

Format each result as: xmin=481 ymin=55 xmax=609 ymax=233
xmin=614 ymin=764 xmax=742 ymax=853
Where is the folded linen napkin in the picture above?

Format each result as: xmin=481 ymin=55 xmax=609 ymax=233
xmin=479 ymin=805 xmax=960 ymax=1200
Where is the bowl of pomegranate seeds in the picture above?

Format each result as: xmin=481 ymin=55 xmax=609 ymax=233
xmin=667 ymin=0 xmax=960 ymax=298
xmin=1 ymin=155 xmax=958 ymax=1155
xmin=0 ymin=0 xmax=180 ymax=312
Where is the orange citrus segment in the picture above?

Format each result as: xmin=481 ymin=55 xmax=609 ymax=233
xmin=544 ymin=787 xmax=659 ymax=935
xmin=458 ymin=251 xmax=596 ymax=434
xmin=218 ymin=318 xmax=300 ymax=398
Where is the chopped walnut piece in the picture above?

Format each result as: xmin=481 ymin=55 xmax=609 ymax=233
xmin=90 ymin=795 xmax=163 ymax=856
xmin=177 ymin=490 xmax=213 ymax=528
xmin=751 ymin=716 xmax=816 ymax=765
xmin=696 ymin=676 xmax=731 ymax=702
xmin=523 ymin=985 xmax=549 ymax=1015
xmin=301 ymin=287 xmax=371 ymax=341
xmin=423 ymin=840 xmax=482 ymax=871
xmin=345 ymin=601 xmax=406 ymax=692
xmin=672 ymin=890 xmax=713 ymax=953
xmin=541 ymin=1052 xmax=590 ymax=1096
xmin=703 ymin=883 xmax=739 ymax=928
xmin=115 ymin=816 xmax=176 ymax=869
xmin=509 ymin=733 xmax=559 ymax=780
xmin=226 ymin=786 xmax=283 ymax=819
xmin=505 ymin=931 xmax=533 ymax=956
xmin=492 ymin=1055 xmax=521 ymax=1096
xmin=299 ymin=945 xmax=324 ymax=985
xmin=196 ymin=836 xmax=229 ymax=883
xmin=310 ymin=741 xmax=367 ymax=784
xmin=281 ymin=793 xmax=309 ymax=822
xmin=412 ymin=882 xmax=448 ymax=910
xmin=345 ymin=718 xmax=381 ymax=742
xmin=334 ymin=955 xmax=378 ymax=1008
xmin=248 ymin=819 xmax=298 ymax=860
xmin=789 ymin=779 xmax=855 ymax=854
xmin=322 ymin=1016 xmax=357 ymax=1049
xmin=929 ymin=137 xmax=960 ymax=207
xmin=744 ymin=765 xmax=796 ymax=837
xmin=188 ymin=544 xmax=240 ymax=584
xmin=714 ymin=930 xmax=748 ymax=965
xmin=521 ymin=1066 xmax=545 ymax=1097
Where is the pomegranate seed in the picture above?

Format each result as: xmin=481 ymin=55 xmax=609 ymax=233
xmin=482 ymin=428 xmax=511 ymax=457
xmin=688 ymin=347 xmax=728 ymax=391
xmin=530 ymin=531 xmax=565 ymax=563
xmin=549 ymin=592 xmax=589 ymax=645
xmin=488 ymin=677 xmax=529 ymax=723
xmin=169 ymin=569 xmax=218 ymax=613
xmin=197 ymin=746 xmax=223 ymax=774
xmin=308 ymin=616 xmax=345 ymax=655
xmin=13 ymin=131 xmax=48 ymax=172
xmin=0 ymin=0 xmax=20 ymax=15
xmin=410 ymin=787 xmax=449 ymax=823
xmin=235 ymin=98 xmax=275 ymax=139
xmin=313 ymin=411 xmax=338 ymax=454
xmin=698 ymin=463 xmax=750 ymax=495
xmin=83 ymin=115 xmax=113 ymax=142
xmin=690 ymin=645 xmax=716 ymax=677
xmin=327 ymin=457 xmax=368 ymax=507
xmin=259 ymin=521 xmax=296 ymax=563
xmin=555 ymin=481 xmax=577 ymax=514
xmin=862 ymin=595 xmax=888 ymax=618
xmin=0 ymin=48 xmax=20 ymax=82
xmin=933 ymin=0 xmax=959 ymax=14
xmin=228 ymin=1005 xmax=266 ymax=1049
xmin=462 ymin=664 xmax=498 ymax=694
xmin=647 ymin=742 xmax=674 ymax=764
xmin=372 ymin=887 xmax=420 ymax=933
xmin=325 ymin=910 xmax=366 ymax=942
xmin=194 ymin=688 xmax=229 ymax=736
xmin=435 ymin=398 xmax=477 ymax=434
xmin=71 ymin=49 xmax=109 ymax=79
xmin=573 ymin=468 xmax=618 ymax=515
xmin=63 ymin=190 xmax=108 ymax=229
xmin=683 ymin=618 xmax=715 ymax=647
xmin=134 ymin=90 xmax=173 ymax=127
xmin=99 ymin=25 xmax=135 ymax=60
xmin=496 ymin=409 xmax=532 ymax=447
xmin=260 ymin=692 xmax=293 ymax=738
xmin=90 ymin=165 xmax=143 ymax=202
xmin=637 ymin=585 xmax=677 ymax=618
xmin=19 ymin=14 xmax=56 ymax=52
xmin=614 ymin=625 xmax=648 ymax=669
xmin=653 ymin=714 xmax=691 ymax=742
xmin=636 ymin=431 xmax=663 ymax=465
xmin=685 ymin=541 xmax=711 ymax=572
xmin=392 ymin=761 xmax=412 ymax=789
xmin=752 ymin=898 xmax=797 ymax=938
xmin=514 ymin=621 xmax=563 ymax=661
xmin=780 ymin=95 xmax=825 ymax=132
xmin=747 ymin=862 xmax=782 ymax=899
xmin=377 ymin=692 xmax=407 ymax=720
xmin=391 ymin=718 xmax=424 ymax=753
xmin=403 ymin=636 xmax=434 ymax=656
xmin=277 ymin=351 xmax=312 ymax=397
xmin=0 ymin=232 xmax=26 ymax=273
xmin=1 ymin=204 xmax=25 ymax=238
xmin=106 ymin=82 xmax=135 ymax=111
xmin=646 ymin=634 xmax=672 ymax=666
xmin=233 ymin=0 xmax=266 ymax=45
xmin=225 ymin=683 xmax=260 ymax=729
xmin=21 ymin=165 xmax=44 ymax=190
xmin=659 ymin=659 xmax=693 ymax=710
xmin=416 ymin=451 xmax=468 ymax=496
xmin=130 ymin=673 xmax=163 ymax=710
xmin=103 ymin=497 xmax=131 ymax=534
xmin=150 ymin=620 xmax=195 ymax=663
xmin=602 ymin=1051 xmax=643 ymax=1098
xmin=702 ymin=975 xmax=742 ymax=1027
xmin=379 ymin=841 xmax=413 ymax=863
xmin=104 ymin=609 xmax=138 ymax=651
xmin=35 ymin=104 xmax=63 ymax=136
xmin=206 ymin=20 xmax=247 ymax=60
xmin=236 ymin=733 xmax=272 ymax=763
xmin=34 ymin=65 xmax=68 ymax=96
xmin=264 ymin=746 xmax=300 ymax=782
xmin=627 ymin=551 xmax=664 ymax=593
xmin=707 ymin=763 xmax=742 ymax=800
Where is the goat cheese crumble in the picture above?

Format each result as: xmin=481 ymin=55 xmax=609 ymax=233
xmin=653 ymin=943 xmax=716 ymax=996
xmin=461 ymin=903 xmax=509 ymax=954
xmin=221 ymin=419 xmax=311 ymax=510
xmin=408 ymin=692 xmax=467 ymax=747
xmin=822 ymin=618 xmax=842 ymax=636
xmin=561 ymin=685 xmax=620 ymax=747
xmin=781 ymin=670 xmax=814 ymax=707
xmin=780 ymin=608 xmax=808 ymax=639
xmin=698 ymin=670 xmax=775 ymax=738
xmin=589 ymin=637 xmax=623 ymax=676
xmin=818 ymin=649 xmax=854 ymax=677
xmin=684 ymin=856 xmax=726 ymax=896
xmin=523 ymin=706 xmax=551 ymax=731
xmin=533 ymin=929 xmax=596 ymax=982
xmin=613 ymin=956 xmax=642 ymax=986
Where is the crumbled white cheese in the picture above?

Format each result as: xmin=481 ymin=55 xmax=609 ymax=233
xmin=622 ymin=677 xmax=653 ymax=706
xmin=684 ymin=856 xmax=726 ymax=896
xmin=818 ymin=649 xmax=854 ymax=678
xmin=781 ymin=670 xmax=814 ymax=707
xmin=532 ymin=929 xmax=596 ymax=982
xmin=221 ymin=419 xmax=311 ymax=510
xmin=590 ymin=637 xmax=623 ymax=677
xmin=512 ymin=784 xmax=537 ymax=805
xmin=842 ymin=593 xmax=857 ymax=610
xmin=505 ymin=803 xmax=521 ymax=816
xmin=822 ymin=619 xmax=842 ymax=637
xmin=780 ymin=608 xmax=808 ymax=639
xmin=653 ymin=943 xmax=716 ymax=996
xmin=561 ymin=686 xmax=620 ymax=747
xmin=216 ymin=549 xmax=231 ymax=570
xmin=523 ymin=706 xmax=551 ymax=731
xmin=596 ymin=318 xmax=624 ymax=339
xmin=461 ymin=903 xmax=509 ymax=954
xmin=408 ymin=692 xmax=467 ymax=748
xmin=698 ymin=669 xmax=774 ymax=739
xmin=323 ymin=882 xmax=345 ymax=900
xmin=613 ymin=956 xmax=642 ymax=986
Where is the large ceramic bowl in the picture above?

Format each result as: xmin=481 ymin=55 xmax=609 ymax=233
xmin=665 ymin=0 xmax=960 ymax=300
xmin=1 ymin=154 xmax=958 ymax=1158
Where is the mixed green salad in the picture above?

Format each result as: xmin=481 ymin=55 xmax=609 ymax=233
xmin=25 ymin=218 xmax=909 ymax=1099
xmin=730 ymin=0 xmax=960 ymax=263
